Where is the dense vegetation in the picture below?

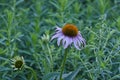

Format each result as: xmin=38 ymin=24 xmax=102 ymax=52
xmin=0 ymin=0 xmax=120 ymax=80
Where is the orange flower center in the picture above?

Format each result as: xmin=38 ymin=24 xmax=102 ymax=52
xmin=62 ymin=24 xmax=78 ymax=37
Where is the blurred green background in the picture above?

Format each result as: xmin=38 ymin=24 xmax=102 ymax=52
xmin=0 ymin=0 xmax=120 ymax=80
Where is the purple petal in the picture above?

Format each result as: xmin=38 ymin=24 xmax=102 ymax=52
xmin=69 ymin=37 xmax=73 ymax=45
xmin=62 ymin=35 xmax=68 ymax=45
xmin=55 ymin=30 xmax=62 ymax=34
xmin=78 ymin=33 xmax=85 ymax=41
xmin=62 ymin=36 xmax=66 ymax=47
xmin=57 ymin=35 xmax=64 ymax=46
xmin=76 ymin=37 xmax=81 ymax=48
xmin=64 ymin=37 xmax=72 ymax=49
xmin=77 ymin=36 xmax=83 ymax=46
xmin=73 ymin=38 xmax=80 ymax=50
xmin=78 ymin=36 xmax=86 ymax=46
xmin=78 ymin=31 xmax=82 ymax=37
xmin=55 ymin=27 xmax=62 ymax=33
xmin=62 ymin=36 xmax=68 ymax=49
xmin=51 ymin=32 xmax=62 ymax=41
xmin=56 ymin=27 xmax=62 ymax=31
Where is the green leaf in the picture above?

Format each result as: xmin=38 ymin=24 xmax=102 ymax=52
xmin=42 ymin=72 xmax=59 ymax=80
xmin=65 ymin=0 xmax=75 ymax=10
xmin=49 ymin=1 xmax=60 ymax=10
xmin=64 ymin=67 xmax=81 ymax=80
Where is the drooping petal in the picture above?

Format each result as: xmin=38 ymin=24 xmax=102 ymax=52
xmin=56 ymin=27 xmax=62 ymax=31
xmin=76 ymin=36 xmax=82 ymax=48
xmin=78 ymin=33 xmax=85 ymax=42
xmin=57 ymin=35 xmax=64 ymax=46
xmin=62 ymin=36 xmax=66 ymax=48
xmin=73 ymin=38 xmax=80 ymax=50
xmin=78 ymin=31 xmax=82 ymax=37
xmin=68 ymin=37 xmax=73 ymax=46
xmin=51 ymin=32 xmax=62 ymax=41
xmin=76 ymin=36 xmax=81 ymax=46
xmin=78 ymin=35 xmax=86 ymax=46
xmin=62 ymin=36 xmax=69 ymax=49
xmin=82 ymin=38 xmax=86 ymax=46
xmin=63 ymin=37 xmax=72 ymax=49
xmin=55 ymin=27 xmax=62 ymax=33
xmin=55 ymin=30 xmax=62 ymax=34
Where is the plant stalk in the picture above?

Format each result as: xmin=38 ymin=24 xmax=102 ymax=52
xmin=60 ymin=49 xmax=68 ymax=80
xmin=25 ymin=65 xmax=38 ymax=80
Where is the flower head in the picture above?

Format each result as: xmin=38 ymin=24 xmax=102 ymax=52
xmin=11 ymin=56 xmax=25 ymax=70
xmin=41 ymin=33 xmax=50 ymax=43
xmin=51 ymin=24 xmax=85 ymax=50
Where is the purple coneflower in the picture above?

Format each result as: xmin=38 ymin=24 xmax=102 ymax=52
xmin=51 ymin=24 xmax=85 ymax=50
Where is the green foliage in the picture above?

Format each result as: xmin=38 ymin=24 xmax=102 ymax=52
xmin=0 ymin=0 xmax=120 ymax=80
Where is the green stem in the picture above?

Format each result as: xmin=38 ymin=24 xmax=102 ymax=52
xmin=60 ymin=49 xmax=68 ymax=80
xmin=25 ymin=65 xmax=38 ymax=80
xmin=47 ymin=44 xmax=53 ymax=71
